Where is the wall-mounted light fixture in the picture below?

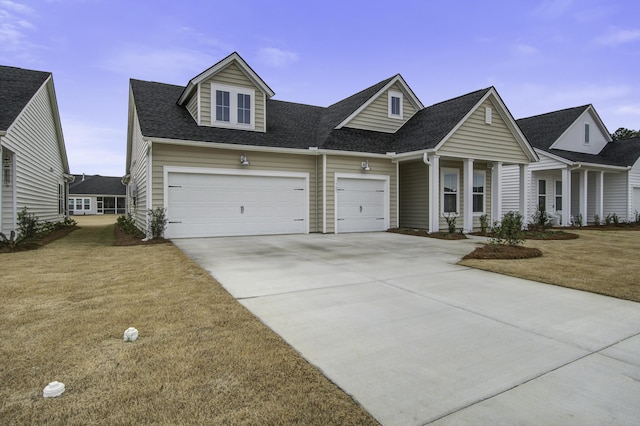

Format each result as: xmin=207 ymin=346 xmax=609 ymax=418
xmin=240 ymin=154 xmax=250 ymax=166
xmin=361 ymin=161 xmax=371 ymax=171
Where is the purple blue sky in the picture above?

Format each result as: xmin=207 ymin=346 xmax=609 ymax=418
xmin=1 ymin=0 xmax=639 ymax=176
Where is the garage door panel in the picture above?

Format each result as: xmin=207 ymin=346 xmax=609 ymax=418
xmin=336 ymin=177 xmax=388 ymax=233
xmin=167 ymin=171 xmax=307 ymax=238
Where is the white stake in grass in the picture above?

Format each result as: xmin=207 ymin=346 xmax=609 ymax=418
xmin=123 ymin=327 xmax=139 ymax=342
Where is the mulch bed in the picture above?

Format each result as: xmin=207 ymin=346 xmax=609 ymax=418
xmin=387 ymin=228 xmax=467 ymax=240
xmin=567 ymin=223 xmax=640 ymax=231
xmin=470 ymin=230 xmax=579 ymax=240
xmin=114 ymin=224 xmax=170 ymax=246
xmin=0 ymin=226 xmax=78 ymax=254
xmin=463 ymin=244 xmax=543 ymax=260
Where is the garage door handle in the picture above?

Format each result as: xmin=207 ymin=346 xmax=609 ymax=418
xmin=360 ymin=206 xmax=363 ymax=213
xmin=241 ymin=206 xmax=244 ymax=214
xmin=169 ymin=221 xmax=182 ymax=224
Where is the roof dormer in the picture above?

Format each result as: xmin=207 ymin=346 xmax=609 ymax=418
xmin=177 ymin=52 xmax=274 ymax=132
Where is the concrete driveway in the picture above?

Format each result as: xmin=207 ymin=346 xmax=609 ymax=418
xmin=174 ymin=232 xmax=640 ymax=425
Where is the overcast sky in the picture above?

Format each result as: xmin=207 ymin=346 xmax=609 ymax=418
xmin=1 ymin=0 xmax=639 ymax=176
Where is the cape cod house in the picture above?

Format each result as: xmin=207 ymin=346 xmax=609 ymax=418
xmin=1 ymin=65 xmax=72 ymax=234
xmin=502 ymin=105 xmax=640 ymax=225
xmin=125 ymin=52 xmax=537 ymax=238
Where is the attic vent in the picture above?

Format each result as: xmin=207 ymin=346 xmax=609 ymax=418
xmin=485 ymin=107 xmax=492 ymax=125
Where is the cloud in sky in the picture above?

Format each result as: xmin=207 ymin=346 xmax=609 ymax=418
xmin=596 ymin=28 xmax=640 ymax=46
xmin=0 ymin=0 xmax=37 ymax=55
xmin=531 ymin=0 xmax=574 ymax=20
xmin=256 ymin=47 xmax=298 ymax=67
xmin=62 ymin=117 xmax=125 ymax=176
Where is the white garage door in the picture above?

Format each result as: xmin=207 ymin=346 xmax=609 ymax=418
xmin=336 ymin=177 xmax=387 ymax=233
xmin=167 ymin=171 xmax=307 ymax=238
xmin=633 ymin=188 xmax=640 ymax=216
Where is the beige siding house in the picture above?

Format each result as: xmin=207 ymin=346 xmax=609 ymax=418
xmin=125 ymin=52 xmax=537 ymax=238
xmin=0 ymin=66 xmax=72 ymax=234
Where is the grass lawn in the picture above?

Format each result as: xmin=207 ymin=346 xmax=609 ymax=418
xmin=460 ymin=229 xmax=640 ymax=303
xmin=0 ymin=217 xmax=377 ymax=425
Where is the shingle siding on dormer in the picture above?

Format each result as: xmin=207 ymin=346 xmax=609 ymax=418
xmin=344 ymin=82 xmax=418 ymax=133
xmin=198 ymin=62 xmax=266 ymax=131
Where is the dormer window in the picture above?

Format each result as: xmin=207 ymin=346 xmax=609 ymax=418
xmin=211 ymin=83 xmax=255 ymax=129
xmin=388 ymin=90 xmax=403 ymax=119
xmin=584 ymin=123 xmax=590 ymax=144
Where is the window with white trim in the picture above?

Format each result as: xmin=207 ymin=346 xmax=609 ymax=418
xmin=584 ymin=123 xmax=590 ymax=144
xmin=555 ymin=180 xmax=562 ymax=211
xmin=211 ymin=83 xmax=255 ymax=129
xmin=388 ymin=90 xmax=403 ymax=119
xmin=538 ymin=179 xmax=546 ymax=211
xmin=69 ymin=197 xmax=91 ymax=212
xmin=472 ymin=171 xmax=485 ymax=213
xmin=441 ymin=168 xmax=459 ymax=214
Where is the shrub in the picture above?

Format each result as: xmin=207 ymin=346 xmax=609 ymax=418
xmin=575 ymin=213 xmax=583 ymax=227
xmin=611 ymin=213 xmax=620 ymax=226
xmin=593 ymin=213 xmax=600 ymax=226
xmin=444 ymin=213 xmax=457 ymax=234
xmin=489 ymin=211 xmax=524 ymax=246
xmin=117 ymin=213 xmax=139 ymax=236
xmin=529 ymin=206 xmax=549 ymax=231
xmin=17 ymin=207 xmax=38 ymax=238
xmin=635 ymin=210 xmax=640 ymax=225
xmin=148 ymin=207 xmax=168 ymax=239
xmin=605 ymin=214 xmax=613 ymax=226
xmin=479 ymin=214 xmax=489 ymax=234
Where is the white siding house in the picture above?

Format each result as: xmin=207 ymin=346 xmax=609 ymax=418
xmin=0 ymin=66 xmax=72 ymax=234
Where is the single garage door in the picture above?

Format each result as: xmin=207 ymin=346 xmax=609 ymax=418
xmin=634 ymin=188 xmax=640 ymax=217
xmin=167 ymin=171 xmax=307 ymax=238
xmin=336 ymin=177 xmax=387 ymax=233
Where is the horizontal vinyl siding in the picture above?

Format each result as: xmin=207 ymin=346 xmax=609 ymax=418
xmin=152 ymin=144 xmax=318 ymax=232
xmin=325 ymin=155 xmax=397 ymax=233
xmin=186 ymin=93 xmax=199 ymax=123
xmin=344 ymin=83 xmax=417 ymax=133
xmin=199 ymin=62 xmax=265 ymax=131
xmin=603 ymin=172 xmax=628 ymax=220
xmin=399 ymin=160 xmax=429 ymax=228
xmin=438 ymin=98 xmax=530 ymax=164
xmin=628 ymin=162 xmax=640 ymax=219
xmin=2 ymin=81 xmax=65 ymax=228
xmin=130 ymin=110 xmax=149 ymax=230
xmin=501 ymin=165 xmax=520 ymax=214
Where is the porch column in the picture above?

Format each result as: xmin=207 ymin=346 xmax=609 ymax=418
xmin=491 ymin=161 xmax=503 ymax=223
xmin=561 ymin=167 xmax=571 ymax=226
xmin=463 ymin=158 xmax=474 ymax=233
xmin=595 ymin=171 xmax=604 ymax=223
xmin=429 ymin=155 xmax=440 ymax=233
xmin=519 ymin=164 xmax=529 ymax=226
xmin=579 ymin=169 xmax=589 ymax=223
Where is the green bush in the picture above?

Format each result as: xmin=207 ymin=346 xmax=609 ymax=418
xmin=117 ymin=213 xmax=140 ymax=236
xmin=575 ymin=213 xmax=583 ymax=227
xmin=17 ymin=207 xmax=38 ymax=239
xmin=593 ymin=213 xmax=601 ymax=226
xmin=148 ymin=208 xmax=168 ymax=239
xmin=490 ymin=211 xmax=524 ymax=246
xmin=529 ymin=206 xmax=549 ymax=231
xmin=444 ymin=213 xmax=457 ymax=234
xmin=479 ymin=214 xmax=489 ymax=234
xmin=612 ymin=213 xmax=620 ymax=226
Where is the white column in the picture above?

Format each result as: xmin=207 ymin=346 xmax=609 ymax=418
xmin=579 ymin=169 xmax=588 ymax=223
xmin=429 ymin=155 xmax=440 ymax=233
xmin=595 ymin=171 xmax=604 ymax=223
xmin=491 ymin=161 xmax=503 ymax=222
xmin=519 ymin=164 xmax=529 ymax=225
xmin=561 ymin=167 xmax=571 ymax=226
xmin=463 ymin=159 xmax=474 ymax=233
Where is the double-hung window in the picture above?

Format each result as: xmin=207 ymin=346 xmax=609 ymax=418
xmin=442 ymin=168 xmax=459 ymax=214
xmin=538 ymin=179 xmax=547 ymax=211
xmin=211 ymin=83 xmax=255 ymax=129
xmin=555 ymin=181 xmax=562 ymax=211
xmin=472 ymin=171 xmax=485 ymax=213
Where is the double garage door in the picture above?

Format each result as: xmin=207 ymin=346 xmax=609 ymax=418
xmin=167 ymin=171 xmax=308 ymax=238
xmin=166 ymin=170 xmax=389 ymax=238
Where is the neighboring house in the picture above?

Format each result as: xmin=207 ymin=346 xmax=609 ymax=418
xmin=502 ymin=105 xmax=640 ymax=225
xmin=125 ymin=52 xmax=537 ymax=238
xmin=0 ymin=65 xmax=72 ymax=234
xmin=68 ymin=174 xmax=126 ymax=215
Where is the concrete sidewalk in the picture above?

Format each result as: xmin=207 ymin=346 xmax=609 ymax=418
xmin=174 ymin=232 xmax=640 ymax=425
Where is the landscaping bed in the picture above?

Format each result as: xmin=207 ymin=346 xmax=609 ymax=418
xmin=463 ymin=244 xmax=542 ymax=259
xmin=387 ymin=227 xmax=467 ymax=240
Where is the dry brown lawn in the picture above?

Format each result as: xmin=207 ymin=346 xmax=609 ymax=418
xmin=0 ymin=218 xmax=377 ymax=425
xmin=460 ymin=230 xmax=640 ymax=303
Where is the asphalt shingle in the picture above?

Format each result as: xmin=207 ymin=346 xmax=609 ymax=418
xmin=0 ymin=65 xmax=51 ymax=131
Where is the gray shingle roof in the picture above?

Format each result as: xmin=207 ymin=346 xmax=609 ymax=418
xmin=131 ymin=77 xmax=493 ymax=155
xmin=516 ymin=105 xmax=590 ymax=150
xmin=0 ymin=65 xmax=51 ymax=131
xmin=69 ymin=175 xmax=126 ymax=196
xmin=516 ymin=106 xmax=640 ymax=167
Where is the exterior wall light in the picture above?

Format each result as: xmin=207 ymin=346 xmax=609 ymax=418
xmin=361 ymin=161 xmax=371 ymax=171
xmin=240 ymin=154 xmax=250 ymax=166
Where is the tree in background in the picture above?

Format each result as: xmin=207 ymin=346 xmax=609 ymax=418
xmin=611 ymin=127 xmax=640 ymax=140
